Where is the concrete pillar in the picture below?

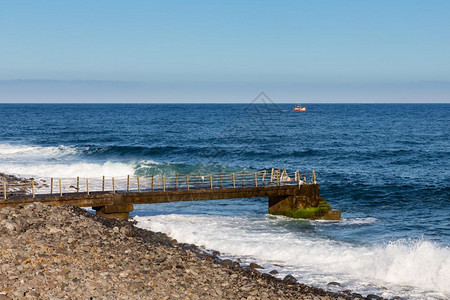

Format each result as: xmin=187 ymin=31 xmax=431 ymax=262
xmin=268 ymin=184 xmax=340 ymax=220
xmin=93 ymin=204 xmax=134 ymax=220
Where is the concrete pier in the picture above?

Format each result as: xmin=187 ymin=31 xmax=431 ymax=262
xmin=0 ymin=169 xmax=341 ymax=220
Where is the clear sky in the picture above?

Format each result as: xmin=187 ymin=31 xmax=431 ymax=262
xmin=1 ymin=0 xmax=449 ymax=102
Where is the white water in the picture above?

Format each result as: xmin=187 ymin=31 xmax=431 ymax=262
xmin=0 ymin=143 xmax=135 ymax=178
xmin=0 ymin=143 xmax=78 ymax=160
xmin=135 ymin=214 xmax=450 ymax=299
xmin=0 ymin=161 xmax=135 ymax=178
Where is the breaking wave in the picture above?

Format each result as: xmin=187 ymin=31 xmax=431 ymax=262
xmin=135 ymin=214 xmax=450 ymax=299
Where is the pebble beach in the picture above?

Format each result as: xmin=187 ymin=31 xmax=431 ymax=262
xmin=0 ymin=202 xmax=360 ymax=300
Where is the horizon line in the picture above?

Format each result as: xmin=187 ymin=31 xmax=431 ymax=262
xmin=0 ymin=102 xmax=449 ymax=104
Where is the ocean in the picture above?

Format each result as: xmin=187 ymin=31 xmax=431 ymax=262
xmin=0 ymin=103 xmax=449 ymax=299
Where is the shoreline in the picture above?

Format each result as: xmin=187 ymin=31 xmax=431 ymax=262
xmin=0 ymin=202 xmax=364 ymax=299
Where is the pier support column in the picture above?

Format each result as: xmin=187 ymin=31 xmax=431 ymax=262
xmin=93 ymin=204 xmax=134 ymax=220
xmin=268 ymin=184 xmax=340 ymax=220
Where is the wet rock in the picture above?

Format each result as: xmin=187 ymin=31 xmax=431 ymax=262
xmin=249 ymin=262 xmax=264 ymax=269
xmin=351 ymin=293 xmax=363 ymax=298
xmin=283 ymin=274 xmax=297 ymax=284
xmin=232 ymin=261 xmax=241 ymax=270
xmin=327 ymin=281 xmax=341 ymax=287
xmin=269 ymin=270 xmax=278 ymax=275
xmin=367 ymin=294 xmax=382 ymax=299
xmin=221 ymin=259 xmax=233 ymax=269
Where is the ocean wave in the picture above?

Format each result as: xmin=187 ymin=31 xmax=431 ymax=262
xmin=134 ymin=161 xmax=238 ymax=177
xmin=0 ymin=159 xmax=236 ymax=180
xmin=0 ymin=143 xmax=78 ymax=160
xmin=0 ymin=161 xmax=135 ymax=178
xmin=0 ymin=143 xmax=235 ymax=178
xmin=135 ymin=214 xmax=450 ymax=299
xmin=82 ymin=145 xmax=179 ymax=157
xmin=76 ymin=144 xmax=329 ymax=160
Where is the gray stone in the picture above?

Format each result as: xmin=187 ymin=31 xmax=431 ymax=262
xmin=0 ymin=202 xmax=347 ymax=300
xmin=283 ymin=274 xmax=297 ymax=284
xmin=221 ymin=259 xmax=233 ymax=269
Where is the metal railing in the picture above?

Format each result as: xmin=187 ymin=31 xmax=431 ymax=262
xmin=0 ymin=168 xmax=317 ymax=200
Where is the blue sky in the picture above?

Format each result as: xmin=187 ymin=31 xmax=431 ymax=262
xmin=1 ymin=1 xmax=449 ymax=102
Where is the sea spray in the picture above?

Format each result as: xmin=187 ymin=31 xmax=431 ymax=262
xmin=135 ymin=213 xmax=450 ymax=299
xmin=0 ymin=161 xmax=135 ymax=178
xmin=0 ymin=143 xmax=78 ymax=160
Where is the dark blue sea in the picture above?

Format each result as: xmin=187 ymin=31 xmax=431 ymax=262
xmin=0 ymin=103 xmax=449 ymax=299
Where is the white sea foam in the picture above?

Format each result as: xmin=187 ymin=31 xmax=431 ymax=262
xmin=338 ymin=217 xmax=378 ymax=225
xmin=0 ymin=143 xmax=78 ymax=160
xmin=0 ymin=143 xmax=136 ymax=178
xmin=134 ymin=214 xmax=450 ymax=299
xmin=0 ymin=161 xmax=135 ymax=178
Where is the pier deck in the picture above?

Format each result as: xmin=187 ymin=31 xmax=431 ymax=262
xmin=0 ymin=169 xmax=340 ymax=220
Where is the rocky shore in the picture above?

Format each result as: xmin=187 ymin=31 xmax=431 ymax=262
xmin=0 ymin=203 xmax=366 ymax=299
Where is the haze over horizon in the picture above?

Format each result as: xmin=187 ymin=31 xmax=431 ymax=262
xmin=1 ymin=1 xmax=450 ymax=103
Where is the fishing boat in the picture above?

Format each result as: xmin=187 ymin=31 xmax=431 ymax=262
xmin=293 ymin=105 xmax=306 ymax=111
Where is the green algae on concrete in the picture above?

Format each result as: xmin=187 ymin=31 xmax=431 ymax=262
xmin=270 ymin=199 xmax=340 ymax=220
xmin=268 ymin=185 xmax=341 ymax=220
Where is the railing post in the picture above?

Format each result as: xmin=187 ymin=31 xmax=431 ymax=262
xmin=102 ymin=176 xmax=105 ymax=192
xmin=3 ymin=182 xmax=7 ymax=199
xmin=127 ymin=175 xmax=130 ymax=192
xmin=186 ymin=174 xmax=189 ymax=190
xmin=277 ymin=172 xmax=280 ymax=186
xmin=112 ymin=177 xmax=115 ymax=194
xmin=270 ymin=168 xmax=274 ymax=184
xmin=312 ymin=169 xmax=317 ymax=184
xmin=254 ymin=172 xmax=257 ymax=187
xmin=32 ymin=180 xmax=35 ymax=198
xmin=198 ymin=173 xmax=201 ymax=189
xmin=175 ymin=173 xmax=178 ymax=189
xmin=242 ymin=170 xmax=245 ymax=187
xmin=137 ymin=176 xmax=141 ymax=192
xmin=86 ymin=178 xmax=89 ymax=195
xmin=162 ymin=175 xmax=166 ymax=191
xmin=77 ymin=176 xmax=80 ymax=192
xmin=24 ymin=182 xmax=27 ymax=196
xmin=50 ymin=178 xmax=53 ymax=195
xmin=262 ymin=170 xmax=267 ymax=186
xmin=296 ymin=170 xmax=301 ymax=188
xmin=209 ymin=174 xmax=213 ymax=189
xmin=151 ymin=174 xmax=154 ymax=191
xmin=220 ymin=171 xmax=223 ymax=189
xmin=59 ymin=179 xmax=62 ymax=196
xmin=232 ymin=173 xmax=235 ymax=188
